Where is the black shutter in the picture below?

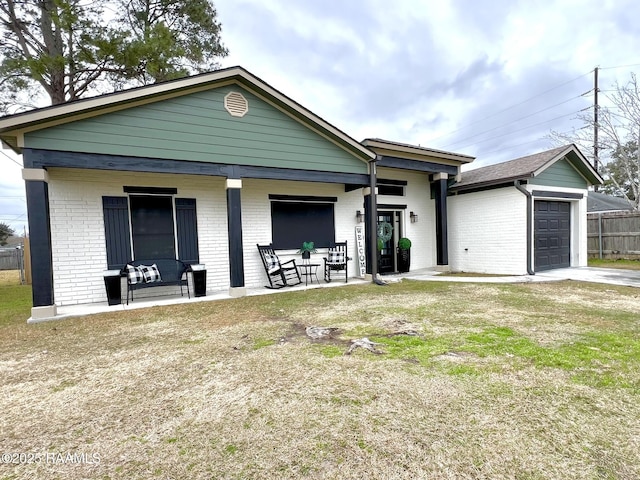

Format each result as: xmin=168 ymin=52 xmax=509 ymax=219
xmin=102 ymin=196 xmax=132 ymax=270
xmin=176 ymin=198 xmax=199 ymax=265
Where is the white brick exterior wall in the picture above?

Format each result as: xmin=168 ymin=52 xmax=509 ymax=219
xmin=46 ymin=167 xmax=440 ymax=306
xmin=241 ymin=179 xmax=364 ymax=288
xmin=449 ymin=187 xmax=528 ymax=274
xmin=48 ymin=168 xmax=228 ymax=305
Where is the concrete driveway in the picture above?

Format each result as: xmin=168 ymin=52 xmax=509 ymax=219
xmin=535 ymin=267 xmax=640 ymax=288
xmin=400 ymin=267 xmax=640 ymax=288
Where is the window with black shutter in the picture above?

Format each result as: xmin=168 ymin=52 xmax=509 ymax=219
xmin=102 ymin=193 xmax=199 ymax=267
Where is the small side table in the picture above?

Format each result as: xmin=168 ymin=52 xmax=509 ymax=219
xmin=298 ymin=262 xmax=320 ymax=286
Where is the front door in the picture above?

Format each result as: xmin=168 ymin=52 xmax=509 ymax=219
xmin=377 ymin=211 xmax=396 ymax=274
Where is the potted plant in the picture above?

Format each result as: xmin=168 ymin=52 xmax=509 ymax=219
xmin=297 ymin=241 xmax=317 ymax=260
xmin=397 ymin=237 xmax=411 ymax=273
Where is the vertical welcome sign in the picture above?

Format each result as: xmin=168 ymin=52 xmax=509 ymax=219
xmin=355 ymin=225 xmax=366 ymax=277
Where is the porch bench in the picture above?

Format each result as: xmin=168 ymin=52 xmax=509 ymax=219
xmin=121 ymin=258 xmax=190 ymax=304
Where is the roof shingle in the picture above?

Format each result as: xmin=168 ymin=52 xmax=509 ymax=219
xmin=453 ymin=145 xmax=572 ymax=189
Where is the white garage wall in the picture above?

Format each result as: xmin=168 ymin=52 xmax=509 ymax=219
xmin=449 ymin=187 xmax=528 ymax=274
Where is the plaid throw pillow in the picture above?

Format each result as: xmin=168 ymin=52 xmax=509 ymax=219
xmin=328 ymin=251 xmax=345 ymax=264
xmin=125 ymin=264 xmax=144 ymax=285
xmin=140 ymin=264 xmax=162 ymax=283
xmin=266 ymin=254 xmax=280 ymax=274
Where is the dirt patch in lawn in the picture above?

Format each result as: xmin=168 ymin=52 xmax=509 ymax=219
xmin=0 ymin=269 xmax=21 ymax=285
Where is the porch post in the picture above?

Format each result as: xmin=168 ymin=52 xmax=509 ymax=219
xmin=434 ymin=172 xmax=449 ymax=268
xmin=23 ymin=167 xmax=56 ymax=319
xmin=226 ymin=178 xmax=246 ymax=297
xmin=363 ymin=157 xmax=379 ymax=280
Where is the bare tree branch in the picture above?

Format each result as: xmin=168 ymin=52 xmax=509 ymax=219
xmin=548 ymin=73 xmax=640 ymax=210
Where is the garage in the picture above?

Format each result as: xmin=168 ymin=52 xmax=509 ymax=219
xmin=449 ymin=145 xmax=601 ymax=275
xmin=535 ymin=200 xmax=571 ymax=271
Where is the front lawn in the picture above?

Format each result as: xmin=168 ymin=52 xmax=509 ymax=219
xmin=1 ymin=279 xmax=639 ymax=479
xmin=588 ymin=258 xmax=640 ymax=270
xmin=0 ymin=270 xmax=31 ymax=327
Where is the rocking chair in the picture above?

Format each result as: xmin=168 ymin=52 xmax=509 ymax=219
xmin=324 ymin=241 xmax=350 ymax=283
xmin=257 ymin=244 xmax=302 ymax=289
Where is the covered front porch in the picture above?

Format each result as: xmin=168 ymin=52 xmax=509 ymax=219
xmin=29 ymin=274 xmax=373 ymax=323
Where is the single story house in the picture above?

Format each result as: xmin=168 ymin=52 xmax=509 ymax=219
xmin=0 ymin=66 xmax=602 ymax=320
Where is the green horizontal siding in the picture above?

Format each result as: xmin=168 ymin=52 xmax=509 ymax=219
xmin=530 ymin=158 xmax=588 ymax=189
xmin=25 ymin=86 xmax=368 ymax=174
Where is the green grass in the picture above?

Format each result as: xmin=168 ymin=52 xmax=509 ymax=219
xmin=253 ymin=337 xmax=277 ymax=350
xmin=370 ymin=324 xmax=640 ymax=389
xmin=0 ymin=271 xmax=31 ymax=327
xmin=588 ymin=258 xmax=640 ymax=270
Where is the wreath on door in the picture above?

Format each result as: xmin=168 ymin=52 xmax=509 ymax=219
xmin=377 ymin=222 xmax=393 ymax=242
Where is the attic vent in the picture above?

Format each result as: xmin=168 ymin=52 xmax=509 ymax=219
xmin=224 ymin=91 xmax=248 ymax=117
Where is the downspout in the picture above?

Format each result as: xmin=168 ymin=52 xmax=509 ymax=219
xmin=514 ymin=180 xmax=535 ymax=275
xmin=369 ymin=156 xmax=379 ymax=282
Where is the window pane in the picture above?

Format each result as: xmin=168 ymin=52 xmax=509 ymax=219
xmin=130 ymin=195 xmax=176 ymax=259
xmin=271 ymin=202 xmax=335 ymax=249
xmin=378 ymin=184 xmax=404 ymax=196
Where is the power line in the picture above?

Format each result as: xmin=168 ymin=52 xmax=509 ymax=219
xmin=0 ymin=150 xmax=23 ymax=167
xmin=599 ymin=63 xmax=640 ymax=71
xmin=0 ymin=214 xmax=27 ymax=221
xmin=449 ymin=110 xmax=584 ymax=151
xmin=474 ymin=137 xmax=552 ymax=158
xmin=439 ymin=94 xmax=588 ymax=149
xmin=425 ymin=70 xmax=593 ymax=144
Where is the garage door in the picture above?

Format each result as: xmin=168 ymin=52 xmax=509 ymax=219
xmin=534 ymin=200 xmax=570 ymax=271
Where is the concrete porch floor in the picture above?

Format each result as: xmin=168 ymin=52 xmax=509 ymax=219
xmin=30 ymin=276 xmax=371 ymax=323
xmin=28 ymin=266 xmax=640 ymax=323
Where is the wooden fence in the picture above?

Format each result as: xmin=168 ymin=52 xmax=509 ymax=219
xmin=0 ymin=238 xmax=30 ymax=284
xmin=588 ymin=211 xmax=640 ymax=259
xmin=0 ymin=247 xmax=23 ymax=270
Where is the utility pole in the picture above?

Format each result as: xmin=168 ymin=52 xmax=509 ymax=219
xmin=593 ymin=66 xmax=599 ymax=191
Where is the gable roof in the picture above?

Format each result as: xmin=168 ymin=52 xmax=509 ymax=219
xmin=0 ymin=66 xmax=375 ymax=162
xmin=587 ymin=192 xmax=634 ymax=213
xmin=452 ymin=144 xmax=603 ymax=191
xmin=362 ymin=138 xmax=474 ymax=165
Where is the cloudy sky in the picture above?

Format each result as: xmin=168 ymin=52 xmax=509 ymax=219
xmin=1 ymin=0 xmax=640 ymax=234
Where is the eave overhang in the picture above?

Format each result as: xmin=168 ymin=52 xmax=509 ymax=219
xmin=362 ymin=138 xmax=475 ymax=167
